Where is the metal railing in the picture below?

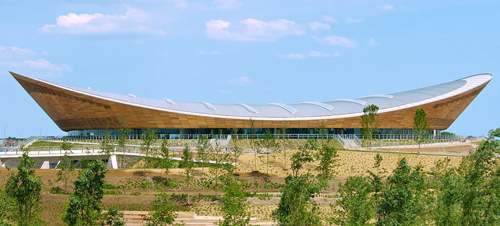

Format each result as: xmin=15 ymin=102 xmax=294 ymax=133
xmin=1 ymin=134 xmax=464 ymax=152
xmin=60 ymin=133 xmax=461 ymax=141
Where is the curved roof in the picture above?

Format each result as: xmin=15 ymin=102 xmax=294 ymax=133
xmin=10 ymin=72 xmax=492 ymax=121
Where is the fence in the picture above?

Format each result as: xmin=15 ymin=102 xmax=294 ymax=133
xmin=1 ymin=133 xmax=464 ymax=153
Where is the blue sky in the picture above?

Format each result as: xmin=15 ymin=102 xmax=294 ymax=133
xmin=0 ymin=0 xmax=498 ymax=137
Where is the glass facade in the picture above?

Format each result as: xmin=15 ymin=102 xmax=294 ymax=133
xmin=67 ymin=128 xmax=425 ymax=139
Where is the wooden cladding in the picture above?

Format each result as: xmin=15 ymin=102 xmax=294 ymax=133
xmin=13 ymin=74 xmax=487 ymax=132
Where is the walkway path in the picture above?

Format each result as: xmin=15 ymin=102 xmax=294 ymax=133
xmin=123 ymin=211 xmax=275 ymax=226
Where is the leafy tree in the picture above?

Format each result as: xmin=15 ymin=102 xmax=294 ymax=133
xmin=439 ymin=131 xmax=456 ymax=137
xmin=482 ymin=164 xmax=499 ymax=225
xmin=5 ymin=151 xmax=43 ymax=226
xmin=63 ymin=160 xmax=107 ymax=226
xmin=434 ymin=167 xmax=464 ymax=226
xmin=291 ymin=140 xmax=316 ymax=176
xmin=274 ymin=175 xmax=322 ymax=226
xmin=316 ymin=140 xmax=338 ymax=180
xmin=489 ymin=127 xmax=500 ymax=138
xmin=141 ymin=129 xmax=157 ymax=166
xmin=332 ymin=176 xmax=374 ymax=226
xmin=460 ymin=135 xmax=498 ymax=226
xmin=368 ymin=154 xmax=385 ymax=223
xmin=361 ymin=104 xmax=379 ymax=147
xmin=197 ymin=135 xmax=210 ymax=163
xmin=61 ymin=140 xmax=74 ymax=151
xmin=377 ymin=159 xmax=427 ymax=226
xmin=257 ymin=130 xmax=280 ymax=175
xmin=413 ymin=108 xmax=429 ymax=148
xmin=248 ymin=120 xmax=260 ymax=172
xmin=229 ymin=137 xmax=243 ymax=169
xmin=219 ymin=176 xmax=250 ymax=226
xmin=146 ymin=193 xmax=177 ymax=226
xmin=117 ymin=129 xmax=130 ymax=151
xmin=58 ymin=140 xmax=75 ymax=193
xmin=117 ymin=129 xmax=131 ymax=167
xmin=0 ymin=188 xmax=15 ymax=226
xmin=208 ymin=141 xmax=231 ymax=188
xmin=277 ymin=128 xmax=289 ymax=170
xmin=181 ymin=144 xmax=193 ymax=183
xmin=159 ymin=139 xmax=172 ymax=177
xmin=101 ymin=207 xmax=125 ymax=226
xmin=100 ymin=131 xmax=114 ymax=156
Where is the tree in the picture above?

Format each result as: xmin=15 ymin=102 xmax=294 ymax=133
xmin=61 ymin=140 xmax=74 ymax=151
xmin=141 ymin=129 xmax=157 ymax=167
xmin=58 ymin=140 xmax=75 ymax=193
xmin=117 ymin=129 xmax=131 ymax=167
xmin=146 ymin=193 xmax=177 ymax=226
xmin=63 ymin=160 xmax=107 ymax=226
xmin=377 ymin=159 xmax=428 ymax=226
xmin=248 ymin=120 xmax=259 ymax=172
xmin=291 ymin=140 xmax=317 ymax=176
xmin=159 ymin=139 xmax=172 ymax=177
xmin=181 ymin=144 xmax=194 ymax=183
xmin=208 ymin=141 xmax=231 ymax=188
xmin=197 ymin=135 xmax=210 ymax=163
xmin=332 ymin=176 xmax=374 ymax=226
xmin=439 ymin=131 xmax=456 ymax=137
xmin=316 ymin=140 xmax=338 ymax=180
xmin=368 ymin=154 xmax=385 ymax=223
xmin=482 ymin=164 xmax=499 ymax=225
xmin=274 ymin=175 xmax=322 ymax=226
xmin=258 ymin=130 xmax=279 ymax=174
xmin=100 ymin=131 xmax=114 ymax=156
xmin=489 ymin=127 xmax=500 ymax=138
xmin=5 ymin=151 xmax=43 ymax=226
xmin=413 ymin=108 xmax=429 ymax=149
xmin=101 ymin=207 xmax=125 ymax=226
xmin=434 ymin=167 xmax=464 ymax=226
xmin=460 ymin=135 xmax=498 ymax=226
xmin=0 ymin=188 xmax=15 ymax=226
xmin=277 ymin=128 xmax=289 ymax=170
xmin=361 ymin=104 xmax=379 ymax=147
xmin=219 ymin=176 xmax=250 ymax=226
xmin=229 ymin=137 xmax=243 ymax=169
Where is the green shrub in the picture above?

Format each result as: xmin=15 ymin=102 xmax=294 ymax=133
xmin=50 ymin=186 xmax=65 ymax=194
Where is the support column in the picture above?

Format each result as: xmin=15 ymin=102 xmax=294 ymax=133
xmin=0 ymin=159 xmax=5 ymax=168
xmin=108 ymin=155 xmax=118 ymax=169
xmin=41 ymin=160 xmax=50 ymax=169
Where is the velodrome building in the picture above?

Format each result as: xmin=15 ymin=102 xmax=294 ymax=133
xmin=10 ymin=72 xmax=492 ymax=138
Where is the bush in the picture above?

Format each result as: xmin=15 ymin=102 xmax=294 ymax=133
xmin=50 ymin=186 xmax=65 ymax=194
xmin=146 ymin=193 xmax=177 ymax=226
xmin=103 ymin=183 xmax=119 ymax=190
xmin=101 ymin=207 xmax=125 ymax=226
xmin=152 ymin=176 xmax=178 ymax=188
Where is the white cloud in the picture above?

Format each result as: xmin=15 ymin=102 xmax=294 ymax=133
xmin=0 ymin=46 xmax=69 ymax=74
xmin=21 ymin=59 xmax=68 ymax=72
xmin=324 ymin=35 xmax=357 ymax=48
xmin=0 ymin=46 xmax=36 ymax=60
xmin=308 ymin=21 xmax=331 ymax=32
xmin=382 ymin=4 xmax=395 ymax=11
xmin=206 ymin=18 xmax=304 ymax=42
xmin=228 ymin=76 xmax=252 ymax=86
xmin=213 ymin=0 xmax=240 ymax=9
xmin=346 ymin=18 xmax=363 ymax=24
xmin=280 ymin=51 xmax=339 ymax=60
xmin=40 ymin=8 xmax=166 ymax=35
